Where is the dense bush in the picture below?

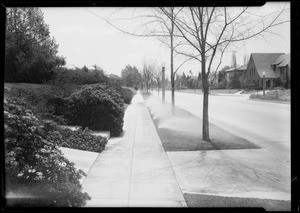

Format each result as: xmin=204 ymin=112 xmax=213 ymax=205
xmin=115 ymin=87 xmax=135 ymax=104
xmin=57 ymin=127 xmax=108 ymax=153
xmin=4 ymin=94 xmax=91 ymax=207
xmin=51 ymin=67 xmax=109 ymax=86
xmin=8 ymin=86 xmax=67 ymax=125
xmin=65 ymin=83 xmax=124 ymax=137
xmin=249 ymin=90 xmax=290 ymax=102
xmin=227 ymin=73 xmax=241 ymax=89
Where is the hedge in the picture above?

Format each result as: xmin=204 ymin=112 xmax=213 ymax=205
xmin=116 ymin=87 xmax=134 ymax=104
xmin=8 ymin=86 xmax=67 ymax=125
xmin=4 ymin=94 xmax=91 ymax=207
xmin=65 ymin=83 xmax=125 ymax=137
xmin=57 ymin=127 xmax=108 ymax=153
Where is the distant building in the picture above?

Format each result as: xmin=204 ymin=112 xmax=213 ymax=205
xmin=225 ymin=64 xmax=247 ymax=81
xmin=271 ymin=53 xmax=290 ymax=88
xmin=224 ymin=65 xmax=248 ymax=89
xmin=245 ymin=53 xmax=290 ymax=89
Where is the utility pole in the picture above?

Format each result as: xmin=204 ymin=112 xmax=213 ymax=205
xmin=162 ymin=67 xmax=165 ymax=103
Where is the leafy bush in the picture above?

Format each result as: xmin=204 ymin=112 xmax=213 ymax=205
xmin=227 ymin=73 xmax=241 ymax=89
xmin=4 ymin=94 xmax=91 ymax=207
xmin=57 ymin=127 xmax=108 ymax=153
xmin=8 ymin=86 xmax=67 ymax=125
xmin=65 ymin=83 xmax=125 ymax=137
xmin=115 ymin=87 xmax=135 ymax=104
xmin=249 ymin=90 xmax=290 ymax=102
xmin=51 ymin=67 xmax=109 ymax=86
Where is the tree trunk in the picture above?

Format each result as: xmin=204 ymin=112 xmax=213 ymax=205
xmin=202 ymin=87 xmax=210 ymax=141
xmin=170 ymin=10 xmax=175 ymax=108
xmin=146 ymin=81 xmax=149 ymax=94
xmin=201 ymin=53 xmax=210 ymax=142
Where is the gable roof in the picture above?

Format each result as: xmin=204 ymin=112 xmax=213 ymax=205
xmin=225 ymin=67 xmax=236 ymax=73
xmin=272 ymin=53 xmax=290 ymax=67
xmin=251 ymin=53 xmax=284 ymax=78
xmin=237 ymin=65 xmax=247 ymax=71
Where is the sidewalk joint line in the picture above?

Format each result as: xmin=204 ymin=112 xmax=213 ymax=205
xmin=81 ymin=152 xmax=101 ymax=186
xmin=127 ymin=102 xmax=138 ymax=207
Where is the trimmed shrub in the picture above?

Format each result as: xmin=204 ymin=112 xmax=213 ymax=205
xmin=249 ymin=90 xmax=290 ymax=102
xmin=65 ymin=83 xmax=124 ymax=137
xmin=51 ymin=67 xmax=109 ymax=86
xmin=4 ymin=94 xmax=91 ymax=207
xmin=116 ymin=87 xmax=135 ymax=104
xmin=8 ymin=85 xmax=67 ymax=125
xmin=57 ymin=127 xmax=108 ymax=153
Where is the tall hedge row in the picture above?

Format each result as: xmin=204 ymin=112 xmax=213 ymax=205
xmin=65 ymin=83 xmax=125 ymax=137
xmin=115 ymin=87 xmax=135 ymax=104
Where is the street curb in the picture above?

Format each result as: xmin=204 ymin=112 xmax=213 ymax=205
xmin=144 ymin=103 xmax=188 ymax=207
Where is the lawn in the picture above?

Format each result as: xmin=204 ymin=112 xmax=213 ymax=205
xmin=168 ymin=88 xmax=240 ymax=95
xmin=249 ymin=89 xmax=290 ymax=102
xmin=184 ymin=193 xmax=291 ymax=211
xmin=145 ymin=95 xmax=260 ymax=151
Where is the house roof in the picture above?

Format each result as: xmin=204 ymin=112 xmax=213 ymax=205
xmin=225 ymin=64 xmax=246 ymax=73
xmin=272 ymin=53 xmax=290 ymax=67
xmin=251 ymin=53 xmax=284 ymax=78
xmin=237 ymin=65 xmax=247 ymax=71
xmin=225 ymin=67 xmax=236 ymax=73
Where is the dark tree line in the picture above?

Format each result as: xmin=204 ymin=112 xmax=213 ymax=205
xmin=5 ymin=8 xmax=65 ymax=83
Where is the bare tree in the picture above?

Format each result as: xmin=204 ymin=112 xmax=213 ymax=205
xmin=231 ymin=51 xmax=237 ymax=69
xmin=152 ymin=65 xmax=162 ymax=95
xmin=86 ymin=8 xmax=192 ymax=108
xmin=160 ymin=5 xmax=289 ymax=141
xmin=152 ymin=7 xmax=194 ymax=107
xmin=142 ymin=59 xmax=155 ymax=94
xmin=92 ymin=64 xmax=100 ymax=71
xmin=243 ymin=53 xmax=249 ymax=65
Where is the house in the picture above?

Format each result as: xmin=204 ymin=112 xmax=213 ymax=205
xmin=245 ymin=53 xmax=290 ymax=89
xmin=271 ymin=53 xmax=290 ymax=88
xmin=225 ymin=64 xmax=247 ymax=80
xmin=224 ymin=64 xmax=248 ymax=88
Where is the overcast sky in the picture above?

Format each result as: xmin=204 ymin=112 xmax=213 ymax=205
xmin=41 ymin=3 xmax=290 ymax=77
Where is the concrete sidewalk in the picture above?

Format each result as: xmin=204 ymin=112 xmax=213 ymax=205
xmin=82 ymin=91 xmax=187 ymax=207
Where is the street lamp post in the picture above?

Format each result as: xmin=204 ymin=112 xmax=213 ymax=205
xmin=262 ymin=71 xmax=265 ymax=98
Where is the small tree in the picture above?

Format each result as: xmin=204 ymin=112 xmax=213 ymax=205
xmin=231 ymin=51 xmax=237 ymax=69
xmin=152 ymin=66 xmax=162 ymax=95
xmin=142 ymin=60 xmax=155 ymax=93
xmin=121 ymin=65 xmax=141 ymax=88
xmin=82 ymin=65 xmax=89 ymax=72
xmin=161 ymin=5 xmax=288 ymax=141
xmin=228 ymin=72 xmax=241 ymax=89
